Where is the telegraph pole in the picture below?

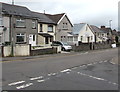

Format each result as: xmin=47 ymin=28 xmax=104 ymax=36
xmin=11 ymin=0 xmax=14 ymax=56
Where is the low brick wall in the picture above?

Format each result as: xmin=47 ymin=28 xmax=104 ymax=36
xmin=30 ymin=47 xmax=57 ymax=56
xmin=72 ymin=43 xmax=112 ymax=52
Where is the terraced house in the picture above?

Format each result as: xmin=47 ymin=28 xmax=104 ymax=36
xmin=31 ymin=12 xmax=56 ymax=46
xmin=1 ymin=3 xmax=38 ymax=46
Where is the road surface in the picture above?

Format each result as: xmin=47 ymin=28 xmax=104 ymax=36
xmin=1 ymin=48 xmax=119 ymax=90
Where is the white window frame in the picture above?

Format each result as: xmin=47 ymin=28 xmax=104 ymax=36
xmin=63 ymin=23 xmax=68 ymax=29
xmin=16 ymin=18 xmax=25 ymax=27
xmin=0 ymin=16 xmax=3 ymax=26
xmin=0 ymin=34 xmax=2 ymax=43
xmin=74 ymin=36 xmax=78 ymax=41
xmin=32 ymin=20 xmax=36 ymax=28
xmin=16 ymin=33 xmax=26 ymax=43
xmin=48 ymin=25 xmax=53 ymax=32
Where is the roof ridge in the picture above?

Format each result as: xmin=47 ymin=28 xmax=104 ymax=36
xmin=1 ymin=2 xmax=29 ymax=9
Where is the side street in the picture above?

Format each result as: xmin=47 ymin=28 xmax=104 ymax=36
xmin=0 ymin=2 xmax=120 ymax=57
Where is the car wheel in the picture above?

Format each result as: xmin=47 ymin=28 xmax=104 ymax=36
xmin=62 ymin=47 xmax=65 ymax=51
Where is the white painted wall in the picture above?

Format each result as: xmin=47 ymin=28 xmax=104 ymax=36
xmin=14 ymin=44 xmax=30 ymax=56
xmin=4 ymin=46 xmax=11 ymax=57
xmin=78 ymin=24 xmax=95 ymax=43
xmin=3 ymin=44 xmax=30 ymax=57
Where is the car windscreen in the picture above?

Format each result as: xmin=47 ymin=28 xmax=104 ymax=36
xmin=62 ymin=43 xmax=69 ymax=46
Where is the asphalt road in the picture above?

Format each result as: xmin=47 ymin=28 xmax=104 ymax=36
xmin=2 ymin=48 xmax=119 ymax=90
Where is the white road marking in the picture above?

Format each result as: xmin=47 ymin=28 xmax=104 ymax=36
xmin=80 ymin=65 xmax=86 ymax=67
xmin=108 ymin=81 xmax=118 ymax=86
xmin=61 ymin=69 xmax=71 ymax=73
xmin=87 ymin=63 xmax=93 ymax=66
xmin=99 ymin=61 xmax=104 ymax=63
xmin=84 ymin=52 xmax=88 ymax=54
xmin=30 ymin=76 xmax=43 ymax=81
xmin=48 ymin=73 xmax=53 ymax=76
xmin=48 ymin=73 xmax=57 ymax=76
xmin=37 ymin=80 xmax=45 ymax=83
xmin=66 ymin=72 xmax=70 ymax=74
xmin=16 ymin=83 xmax=33 ymax=89
xmin=109 ymin=61 xmax=116 ymax=65
xmin=77 ymin=72 xmax=118 ymax=86
xmin=8 ymin=81 xmax=25 ymax=86
xmin=104 ymin=60 xmax=108 ymax=62
xmin=52 ymin=73 xmax=57 ymax=76
xmin=72 ymin=67 xmax=77 ymax=69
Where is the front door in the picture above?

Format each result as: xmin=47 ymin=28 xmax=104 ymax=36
xmin=29 ymin=34 xmax=36 ymax=46
xmin=45 ymin=37 xmax=49 ymax=44
xmin=87 ymin=37 xmax=90 ymax=43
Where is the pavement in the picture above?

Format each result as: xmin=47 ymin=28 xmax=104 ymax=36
xmin=1 ymin=48 xmax=118 ymax=64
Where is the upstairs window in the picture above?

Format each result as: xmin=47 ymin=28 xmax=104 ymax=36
xmin=40 ymin=24 xmax=43 ymax=32
xmin=0 ymin=17 xmax=3 ymax=26
xmin=91 ymin=36 xmax=93 ymax=40
xmin=16 ymin=18 xmax=25 ymax=27
xmin=48 ymin=25 xmax=53 ymax=32
xmin=74 ymin=36 xmax=78 ymax=41
xmin=32 ymin=20 xmax=36 ymax=28
xmin=81 ymin=36 xmax=83 ymax=41
xmin=63 ymin=23 xmax=68 ymax=29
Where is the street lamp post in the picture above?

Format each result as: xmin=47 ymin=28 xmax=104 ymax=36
xmin=109 ymin=20 xmax=112 ymax=28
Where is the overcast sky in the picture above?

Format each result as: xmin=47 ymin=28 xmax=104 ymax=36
xmin=1 ymin=0 xmax=119 ymax=30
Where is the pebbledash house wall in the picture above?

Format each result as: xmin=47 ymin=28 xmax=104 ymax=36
xmin=55 ymin=15 xmax=73 ymax=42
xmin=11 ymin=16 xmax=38 ymax=46
xmin=0 ymin=15 xmax=10 ymax=44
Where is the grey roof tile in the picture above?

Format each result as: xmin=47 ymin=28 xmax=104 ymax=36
xmin=1 ymin=2 xmax=32 ymax=18
xmin=31 ymin=12 xmax=56 ymax=24
xmin=72 ymin=23 xmax=86 ymax=34
xmin=90 ymin=25 xmax=105 ymax=33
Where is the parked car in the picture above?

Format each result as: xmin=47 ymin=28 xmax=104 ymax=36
xmin=51 ymin=41 xmax=72 ymax=51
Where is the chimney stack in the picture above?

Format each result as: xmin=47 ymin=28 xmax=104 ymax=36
xmin=101 ymin=26 xmax=105 ymax=28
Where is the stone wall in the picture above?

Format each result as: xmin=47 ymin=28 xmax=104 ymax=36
xmin=30 ymin=47 xmax=57 ymax=56
xmin=72 ymin=43 xmax=112 ymax=52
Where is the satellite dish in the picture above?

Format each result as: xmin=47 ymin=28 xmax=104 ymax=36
xmin=3 ymin=27 xmax=7 ymax=31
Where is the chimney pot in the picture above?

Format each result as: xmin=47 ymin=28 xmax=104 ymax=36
xmin=101 ymin=26 xmax=105 ymax=28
